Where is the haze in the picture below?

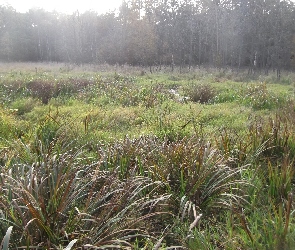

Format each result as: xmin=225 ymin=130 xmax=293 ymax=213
xmin=0 ymin=0 xmax=122 ymax=14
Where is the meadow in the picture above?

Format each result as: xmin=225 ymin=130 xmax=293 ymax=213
xmin=1 ymin=62 xmax=295 ymax=249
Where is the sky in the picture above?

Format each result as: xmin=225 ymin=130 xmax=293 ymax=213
xmin=1 ymin=0 xmax=295 ymax=14
xmin=0 ymin=0 xmax=123 ymax=14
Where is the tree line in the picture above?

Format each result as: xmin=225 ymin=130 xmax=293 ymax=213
xmin=0 ymin=0 xmax=295 ymax=71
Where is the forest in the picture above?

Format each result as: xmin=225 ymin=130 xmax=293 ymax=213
xmin=0 ymin=0 xmax=295 ymax=71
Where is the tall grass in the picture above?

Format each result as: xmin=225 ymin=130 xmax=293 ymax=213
xmin=1 ymin=63 xmax=295 ymax=248
xmin=0 ymin=136 xmax=172 ymax=248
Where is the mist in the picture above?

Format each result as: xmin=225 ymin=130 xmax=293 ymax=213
xmin=0 ymin=0 xmax=294 ymax=72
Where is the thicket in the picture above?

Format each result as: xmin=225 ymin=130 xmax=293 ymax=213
xmin=1 ymin=63 xmax=295 ymax=249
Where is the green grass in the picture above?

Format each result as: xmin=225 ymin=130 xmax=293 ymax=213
xmin=1 ymin=63 xmax=295 ymax=249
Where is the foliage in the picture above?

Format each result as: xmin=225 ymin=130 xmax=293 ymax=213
xmin=242 ymin=82 xmax=287 ymax=110
xmin=10 ymin=97 xmax=40 ymax=115
xmin=0 ymin=137 xmax=171 ymax=248
xmin=183 ymin=82 xmax=216 ymax=104
xmin=0 ymin=109 xmax=19 ymax=142
xmin=1 ymin=64 xmax=295 ymax=249
xmin=26 ymin=78 xmax=95 ymax=104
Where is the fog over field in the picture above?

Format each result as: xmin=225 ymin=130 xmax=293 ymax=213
xmin=1 ymin=1 xmax=295 ymax=249
xmin=0 ymin=0 xmax=294 ymax=74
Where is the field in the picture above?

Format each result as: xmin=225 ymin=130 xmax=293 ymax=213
xmin=1 ymin=62 xmax=295 ymax=249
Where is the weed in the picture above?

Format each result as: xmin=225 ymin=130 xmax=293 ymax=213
xmin=242 ymin=82 xmax=287 ymax=110
xmin=183 ymin=82 xmax=216 ymax=104
xmin=10 ymin=97 xmax=40 ymax=115
xmin=0 ymin=136 xmax=171 ymax=248
xmin=1 ymin=63 xmax=295 ymax=249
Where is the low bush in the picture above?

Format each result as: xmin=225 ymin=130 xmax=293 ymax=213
xmin=184 ymin=83 xmax=216 ymax=104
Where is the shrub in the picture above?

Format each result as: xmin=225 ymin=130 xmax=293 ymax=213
xmin=26 ymin=78 xmax=95 ymax=104
xmin=26 ymin=80 xmax=55 ymax=104
xmin=184 ymin=83 xmax=216 ymax=104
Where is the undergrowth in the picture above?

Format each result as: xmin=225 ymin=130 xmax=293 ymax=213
xmin=1 ymin=64 xmax=295 ymax=249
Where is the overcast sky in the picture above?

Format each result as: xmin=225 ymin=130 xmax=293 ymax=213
xmin=0 ymin=0 xmax=123 ymax=14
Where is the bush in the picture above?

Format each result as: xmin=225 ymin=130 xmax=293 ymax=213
xmin=26 ymin=78 xmax=95 ymax=104
xmin=184 ymin=83 xmax=216 ymax=104
xmin=26 ymin=80 xmax=55 ymax=104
